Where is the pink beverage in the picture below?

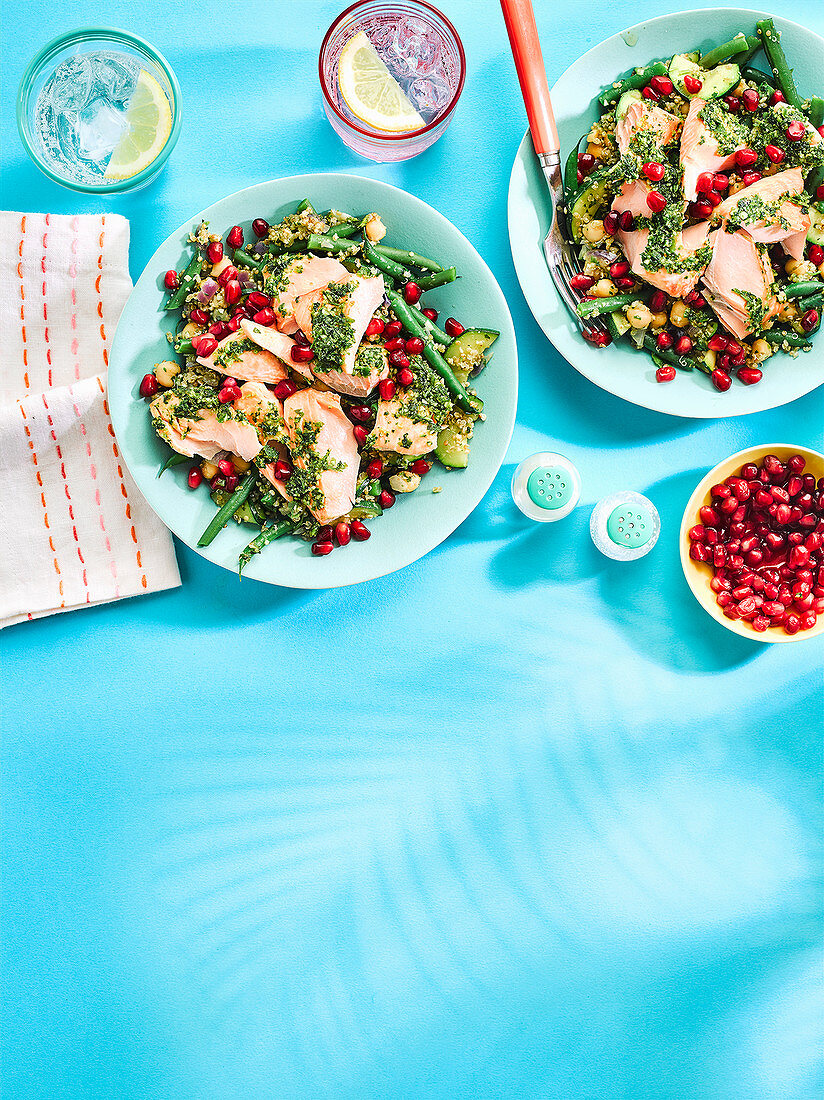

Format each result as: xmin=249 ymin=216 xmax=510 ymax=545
xmin=319 ymin=0 xmax=465 ymax=162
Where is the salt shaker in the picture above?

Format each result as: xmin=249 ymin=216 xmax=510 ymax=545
xmin=511 ymin=452 xmax=581 ymax=522
xmin=590 ymin=491 xmax=660 ymax=560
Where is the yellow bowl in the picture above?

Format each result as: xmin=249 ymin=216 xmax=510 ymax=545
xmin=680 ymin=444 xmax=824 ymax=643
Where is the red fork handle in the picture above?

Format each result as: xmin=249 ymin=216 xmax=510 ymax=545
xmin=500 ymin=0 xmax=560 ymax=158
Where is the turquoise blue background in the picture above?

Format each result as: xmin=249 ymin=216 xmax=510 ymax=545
xmin=2 ymin=1 xmax=823 ymax=1096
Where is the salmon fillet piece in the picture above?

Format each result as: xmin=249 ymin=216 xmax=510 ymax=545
xmin=150 ymin=391 xmax=261 ymax=462
xmin=267 ymin=255 xmax=350 ymax=334
xmin=282 ymin=388 xmax=359 ymax=524
xmin=197 ymin=331 xmax=290 ymax=385
xmin=239 ymin=320 xmax=297 ymax=367
xmin=712 ymin=167 xmax=809 ymax=247
xmin=233 ymin=381 xmax=285 ymax=444
xmin=701 ymin=227 xmax=779 ymax=340
xmin=713 ymin=167 xmax=805 ymax=221
xmin=680 ymin=98 xmax=745 ymax=201
xmin=373 ymin=396 xmax=439 ymax=456
xmin=295 ymin=274 xmax=386 ymax=380
xmin=616 ymin=100 xmax=681 ymax=156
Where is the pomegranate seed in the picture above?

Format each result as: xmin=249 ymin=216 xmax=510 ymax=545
xmin=642 ymin=161 xmax=666 ymax=182
xmin=656 ymin=364 xmax=676 ymax=382
xmin=365 ymin=317 xmax=385 ymax=336
xmin=696 ymin=172 xmax=715 ymax=194
xmin=656 ymin=331 xmax=673 ymax=350
xmin=224 ymin=279 xmax=241 ymax=305
xmin=650 ymin=74 xmax=674 ymax=96
xmin=410 ymin=459 xmax=431 ymax=476
xmin=403 ymin=281 xmax=422 ymax=304
xmin=724 ymin=95 xmax=740 ymax=113
xmin=707 ymin=190 xmax=724 ymax=208
xmin=139 ymin=373 xmax=158 ymax=398
xmin=379 ymin=379 xmax=396 ymax=401
xmin=404 ymin=335 xmax=424 ymax=356
xmin=615 ymin=276 xmax=636 ymax=291
xmin=708 ymin=334 xmax=728 ymax=351
xmin=616 ymin=210 xmax=633 ymax=232
xmin=273 ymin=380 xmax=297 ymax=401
xmin=190 ymin=307 xmax=210 ymax=325
xmin=788 ymin=454 xmax=806 ymax=475
xmin=711 ymin=368 xmax=731 ymax=392
xmin=397 ymin=367 xmax=414 ymax=387
xmin=700 ymin=505 xmax=720 ymax=526
xmin=207 ymin=240 xmax=223 ymax=264
xmin=584 ymin=329 xmax=612 ymax=347
xmin=196 ymin=335 xmax=217 ymax=358
xmin=712 ymin=174 xmax=729 ymax=192
xmin=335 ymin=522 xmax=351 ymax=547
xmin=734 ymin=147 xmax=758 ymax=168
xmin=772 ymin=485 xmax=790 ymax=504
xmin=769 ymin=89 xmax=785 ymax=106
xmin=164 ymin=269 xmax=180 ymax=290
xmin=808 ymin=244 xmax=824 ymax=265
xmin=689 ymin=201 xmax=714 ymax=220
xmin=379 ymin=489 xmax=395 ymax=509
xmin=217 ymin=458 xmax=234 ymax=477
xmin=209 ymin=321 xmax=228 ymax=339
xmin=675 ymin=335 xmax=693 ymax=355
xmin=741 ymin=171 xmax=762 ymax=187
xmin=218 ymin=385 xmax=240 ymax=404
xmin=252 ymin=218 xmax=269 ymax=238
xmin=683 ymin=74 xmax=703 ymax=94
xmin=783 ymin=613 xmax=800 ymax=635
xmin=711 ymin=483 xmax=732 ymax=499
xmin=819 ymin=126 xmax=824 ymax=139
xmin=817 ymin=185 xmax=824 ymax=201
xmin=741 ymin=88 xmax=760 ymax=112
xmin=223 ymin=473 xmax=238 ymax=493
xmin=253 ymin=307 xmax=275 ymax=326
xmin=801 ymin=309 xmax=819 ymax=333
xmin=273 ymin=459 xmax=292 ymax=481
xmin=642 ymin=85 xmax=660 ymax=101
xmin=350 ymin=520 xmax=371 ymax=541
xmin=422 ymin=307 xmax=438 ymax=321
xmin=646 ymin=190 xmax=668 ymax=213
xmin=353 ymin=425 xmax=368 ymax=446
xmin=187 ymin=466 xmax=202 ymax=489
xmin=603 ymin=211 xmax=620 ymax=235
xmin=578 ymin=152 xmax=596 ymax=176
xmin=315 ymin=525 xmax=333 ymax=544
xmin=218 ymin=265 xmax=239 ymax=287
xmin=650 ymin=290 xmax=667 ymax=312
xmin=389 ymin=350 xmax=410 ymax=368
xmin=716 ymin=591 xmax=732 ymax=607
xmin=247 ymin=291 xmax=271 ymax=310
xmin=367 ymin=459 xmax=383 ymax=478
xmin=349 ymin=405 xmax=372 ymax=423
xmin=384 ymin=320 xmax=403 ymax=339
xmin=312 ymin=541 xmax=334 ymax=556
xmin=765 ymin=144 xmax=785 ymax=164
xmin=786 ymin=120 xmax=806 ymax=141
xmin=227 ymin=225 xmax=244 ymax=249
xmin=690 ymin=543 xmax=710 ymax=562
xmin=384 ymin=337 xmax=405 ymax=352
xmin=444 ymin=317 xmax=465 ymax=338
xmin=291 ymin=345 xmax=314 ymax=363
xmin=609 ymin=260 xmax=630 ymax=279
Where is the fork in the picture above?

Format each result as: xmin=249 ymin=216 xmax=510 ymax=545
xmin=500 ymin=0 xmax=608 ymax=343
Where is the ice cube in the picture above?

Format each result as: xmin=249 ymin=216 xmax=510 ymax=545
xmin=77 ymin=97 xmax=128 ymax=163
xmin=391 ymin=17 xmax=440 ymax=75
xmin=92 ymin=53 xmax=138 ymax=104
xmin=409 ymin=76 xmax=451 ymax=114
xmin=46 ymin=55 xmax=95 ymax=113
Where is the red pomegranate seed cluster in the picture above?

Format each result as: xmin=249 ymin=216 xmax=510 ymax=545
xmin=688 ymin=454 xmax=824 ymax=635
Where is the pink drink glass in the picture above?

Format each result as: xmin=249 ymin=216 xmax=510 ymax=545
xmin=319 ymin=0 xmax=466 ymax=162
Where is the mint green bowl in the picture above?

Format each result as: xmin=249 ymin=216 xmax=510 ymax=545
xmin=508 ymin=7 xmax=824 ymax=418
xmin=108 ymin=174 xmax=518 ymax=588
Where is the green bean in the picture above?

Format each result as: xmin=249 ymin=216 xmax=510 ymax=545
xmin=198 ymin=471 xmax=257 ymax=547
xmin=738 ymin=35 xmax=764 ymax=67
xmin=783 ymin=281 xmax=824 ymax=299
xmin=306 ymin=233 xmax=359 ymax=255
xmin=643 ymin=334 xmax=695 ymax=371
xmin=296 ymin=198 xmax=316 ymax=215
xmin=757 ymin=18 xmax=802 ymax=110
xmin=232 ymin=247 xmax=265 ymax=270
xmin=598 ymin=61 xmax=668 ymax=106
xmin=174 ymin=338 xmax=195 ymax=356
xmin=386 ymin=288 xmax=481 ymax=414
xmin=809 ymin=96 xmax=824 ymax=130
xmin=165 ymin=249 xmax=204 ymax=311
xmin=700 ymin=32 xmax=750 ymax=69
xmin=413 ymin=305 xmax=450 ymax=346
xmin=416 ymin=267 xmax=457 ymax=292
xmin=157 ymin=451 xmax=190 ymax=477
xmin=564 ymin=139 xmax=582 ymax=204
xmin=373 ymin=244 xmax=442 ymax=273
xmin=362 ymin=238 xmax=407 ymax=281
xmin=576 ymin=292 xmax=640 ymax=318
xmin=327 ymin=219 xmax=364 ymax=239
xmin=741 ymin=65 xmax=775 ymax=88
xmin=238 ymin=520 xmax=292 ymax=575
xmin=764 ymin=329 xmax=811 ymax=347
xmin=798 ymin=294 xmax=823 ymax=314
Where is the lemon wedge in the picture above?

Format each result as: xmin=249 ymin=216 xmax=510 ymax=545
xmin=104 ymin=70 xmax=172 ymax=180
xmin=337 ymin=31 xmax=424 ymax=133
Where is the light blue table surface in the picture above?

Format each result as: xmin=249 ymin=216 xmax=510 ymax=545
xmin=2 ymin=2 xmax=823 ymax=1097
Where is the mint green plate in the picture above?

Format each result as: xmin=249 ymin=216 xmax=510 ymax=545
xmin=108 ymin=174 xmax=517 ymax=588
xmin=507 ymin=7 xmax=824 ymax=418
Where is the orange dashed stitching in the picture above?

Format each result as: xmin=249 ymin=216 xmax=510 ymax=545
xmin=42 ymin=394 xmax=89 ymax=598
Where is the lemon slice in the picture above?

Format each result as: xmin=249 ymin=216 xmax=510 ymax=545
xmin=104 ymin=70 xmax=172 ymax=180
xmin=337 ymin=31 xmax=424 ymax=133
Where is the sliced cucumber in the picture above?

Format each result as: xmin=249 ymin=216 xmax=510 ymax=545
xmin=435 ymin=425 xmax=469 ymax=469
xmin=610 ymin=312 xmax=631 ymax=337
xmin=569 ymin=170 xmax=612 ymax=243
xmin=807 ymin=204 xmax=824 ymax=247
xmin=669 ymin=53 xmax=740 ymax=98
xmin=444 ymin=328 xmax=500 ymax=383
xmin=616 ymin=89 xmax=643 ymax=121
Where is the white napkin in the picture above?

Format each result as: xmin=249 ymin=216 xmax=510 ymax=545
xmin=0 ymin=211 xmax=180 ymax=627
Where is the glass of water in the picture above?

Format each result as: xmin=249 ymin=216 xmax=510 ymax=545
xmin=319 ymin=0 xmax=466 ymax=162
xmin=17 ymin=28 xmax=181 ymax=194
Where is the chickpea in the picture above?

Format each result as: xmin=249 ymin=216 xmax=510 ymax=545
xmin=592 ymin=278 xmax=617 ymax=298
xmin=232 ymin=455 xmax=251 ymax=473
xmin=363 ymin=214 xmax=386 ymax=243
xmin=626 ymin=302 xmax=652 ymax=329
xmin=583 ymin=219 xmax=605 ymax=244
xmin=201 ymin=460 xmax=218 ymax=480
xmin=389 ymin=470 xmax=420 ymax=494
xmin=670 ymin=300 xmax=690 ymax=328
xmin=778 ymin=301 xmax=798 ymax=322
xmin=211 ymin=256 xmax=231 ymax=278
xmin=728 ymin=178 xmax=745 ymax=195
xmin=650 ymin=311 xmax=668 ymax=329
xmin=752 ymin=338 xmax=773 ymax=362
xmin=154 ymin=360 xmax=180 ymax=388
xmin=181 ymin=321 xmax=202 ymax=339
xmin=785 ymin=259 xmax=800 ymax=276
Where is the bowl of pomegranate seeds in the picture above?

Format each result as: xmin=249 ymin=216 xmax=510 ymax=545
xmin=680 ymin=444 xmax=824 ymax=640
